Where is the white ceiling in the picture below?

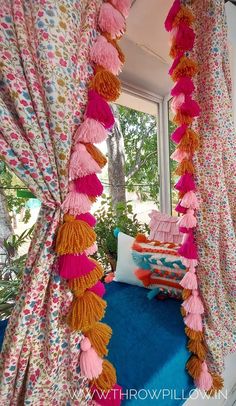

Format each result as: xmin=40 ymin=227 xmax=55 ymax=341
xmin=120 ymin=0 xmax=173 ymax=97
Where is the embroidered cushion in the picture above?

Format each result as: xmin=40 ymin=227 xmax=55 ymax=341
xmin=149 ymin=210 xmax=183 ymax=244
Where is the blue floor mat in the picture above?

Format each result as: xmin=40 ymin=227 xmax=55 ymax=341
xmin=103 ymin=282 xmax=194 ymax=405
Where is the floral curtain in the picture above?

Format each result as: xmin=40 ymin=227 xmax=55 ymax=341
xmin=191 ymin=0 xmax=236 ymax=375
xmin=0 ymin=0 xmax=101 ymax=404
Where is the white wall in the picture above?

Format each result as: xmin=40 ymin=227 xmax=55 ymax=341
xmin=226 ymin=2 xmax=236 ymax=129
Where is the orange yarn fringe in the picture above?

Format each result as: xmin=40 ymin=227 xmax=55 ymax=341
xmin=186 ymin=355 xmax=202 ymax=379
xmin=178 ymin=129 xmax=200 ymax=154
xmin=90 ymin=67 xmax=121 ymax=102
xmin=207 ymin=374 xmax=224 ymax=396
xmin=68 ymin=262 xmax=104 ymax=292
xmin=92 ymin=359 xmax=117 ymax=392
xmin=187 ymin=338 xmax=206 ymax=360
xmin=175 ymin=159 xmax=194 ymax=175
xmin=85 ymin=322 xmax=112 ymax=358
xmin=85 ymin=143 xmax=107 ymax=168
xmin=185 ymin=327 xmax=204 ymax=341
xmin=182 ymin=288 xmax=192 ymax=300
xmin=171 ymin=56 xmax=198 ymax=82
xmin=172 ymin=6 xmax=195 ymax=27
xmin=173 ymin=112 xmax=194 ymax=126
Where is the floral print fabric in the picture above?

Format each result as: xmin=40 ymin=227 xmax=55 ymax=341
xmin=189 ymin=0 xmax=236 ymax=374
xmin=0 ymin=1 xmax=101 ymax=404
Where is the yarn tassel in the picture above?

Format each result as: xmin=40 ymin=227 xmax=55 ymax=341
xmin=172 ymin=5 xmax=195 ymax=28
xmin=181 ymin=191 xmax=199 ymax=209
xmin=92 ymin=360 xmax=117 ymax=391
xmin=88 ymin=281 xmax=106 ymax=298
xmin=179 ymin=232 xmax=198 ymax=259
xmin=85 ymin=243 xmax=98 ymax=256
xmin=86 ymin=89 xmax=115 ymax=130
xmin=91 ymin=36 xmax=122 ymax=76
xmin=58 ymin=253 xmax=97 ymax=279
xmin=175 ymin=173 xmax=195 ymax=193
xmin=171 ymin=56 xmax=198 ymax=82
xmin=175 ymin=159 xmax=194 ymax=175
xmin=90 ymin=68 xmax=121 ymax=102
xmin=171 ymin=125 xmax=187 ymax=144
xmin=182 ymin=288 xmax=192 ymax=300
xmin=178 ymin=209 xmax=197 ymax=229
xmin=206 ymin=374 xmax=224 ymax=396
xmin=74 ymin=174 xmax=104 ymax=197
xmin=164 ymin=0 xmax=181 ymax=31
xmin=67 ymin=291 xmax=107 ymax=331
xmin=170 ymin=23 xmax=195 ymax=58
xmin=195 ymin=361 xmax=213 ymax=391
xmin=186 ymin=355 xmax=202 ymax=379
xmin=92 ymin=383 xmax=123 ymax=405
xmin=68 ymin=260 xmax=104 ymax=292
xmin=61 ymin=190 xmax=92 ymax=216
xmin=180 ymin=269 xmax=198 ymax=290
xmin=109 ymin=0 xmax=132 ymax=18
xmin=178 ymin=129 xmax=200 ymax=154
xmin=85 ymin=322 xmax=112 ymax=358
xmin=175 ymin=201 xmax=187 ymax=214
xmin=80 ymin=337 xmax=103 ymax=379
xmin=182 ymin=290 xmax=204 ymax=314
xmin=85 ymin=143 xmax=107 ymax=168
xmin=171 ymin=93 xmax=185 ymax=113
xmin=171 ymin=148 xmax=189 ymax=163
xmin=171 ymin=77 xmax=195 ymax=97
xmin=188 ymin=339 xmax=206 ymax=360
xmin=184 ymin=313 xmax=203 ymax=331
xmin=76 ymin=212 xmax=97 ymax=227
xmin=74 ymin=118 xmax=107 ymax=144
xmin=55 ymin=215 xmax=96 ymax=255
xmin=98 ymin=3 xmax=126 ymax=38
xmin=69 ymin=143 xmax=102 ymax=179
xmin=185 ymin=327 xmax=203 ymax=341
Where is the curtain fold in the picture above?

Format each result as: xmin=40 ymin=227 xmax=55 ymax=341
xmin=0 ymin=1 xmax=101 ymax=404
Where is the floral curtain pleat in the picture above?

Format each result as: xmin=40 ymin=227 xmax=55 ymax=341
xmin=0 ymin=1 xmax=101 ymax=404
xmin=190 ymin=0 xmax=236 ymax=374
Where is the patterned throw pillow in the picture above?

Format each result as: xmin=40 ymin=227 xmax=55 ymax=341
xmin=149 ymin=210 xmax=183 ymax=244
xmin=132 ymin=234 xmax=186 ymax=300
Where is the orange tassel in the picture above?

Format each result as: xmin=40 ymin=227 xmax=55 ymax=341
xmin=90 ymin=67 xmax=121 ymax=102
xmin=68 ymin=260 xmax=104 ymax=292
xmin=182 ymin=288 xmax=192 ymax=300
xmin=172 ymin=56 xmax=198 ymax=82
xmin=188 ymin=339 xmax=206 ymax=360
xmin=206 ymin=374 xmax=224 ymax=396
xmin=181 ymin=306 xmax=187 ymax=317
xmin=92 ymin=360 xmax=117 ymax=391
xmin=178 ymin=129 xmax=200 ymax=154
xmin=185 ymin=327 xmax=204 ymax=341
xmin=89 ymin=196 xmax=97 ymax=203
xmin=85 ymin=144 xmax=107 ymax=168
xmin=186 ymin=355 xmax=202 ymax=379
xmin=85 ymin=322 xmax=112 ymax=358
xmin=67 ymin=291 xmax=107 ymax=331
xmin=55 ymin=215 xmax=96 ymax=255
xmin=173 ymin=111 xmax=194 ymax=126
xmin=173 ymin=6 xmax=195 ymax=28
xmin=175 ymin=159 xmax=194 ymax=175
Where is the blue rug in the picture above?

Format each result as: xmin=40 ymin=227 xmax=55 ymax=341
xmin=103 ymin=282 xmax=194 ymax=405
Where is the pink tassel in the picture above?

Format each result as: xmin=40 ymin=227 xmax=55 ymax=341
xmin=178 ymin=209 xmax=197 ymax=229
xmin=184 ymin=313 xmax=203 ymax=331
xmin=181 ymin=191 xmax=199 ymax=210
xmin=69 ymin=143 xmax=101 ymax=180
xmin=58 ymin=254 xmax=96 ymax=279
xmin=98 ymin=3 xmax=125 ymax=38
xmin=169 ymin=53 xmax=184 ymax=75
xmin=74 ymin=118 xmax=107 ymax=144
xmin=76 ymin=212 xmax=97 ymax=228
xmin=172 ymin=23 xmax=195 ymax=53
xmin=61 ymin=183 xmax=92 ymax=215
xmin=91 ymin=384 xmax=123 ymax=406
xmin=175 ymin=173 xmax=195 ymax=193
xmin=164 ymin=0 xmax=181 ymax=31
xmin=110 ymin=0 xmax=132 ymax=18
xmin=80 ymin=337 xmax=103 ymax=380
xmin=195 ymin=362 xmax=213 ymax=391
xmin=85 ymin=243 xmax=98 ymax=256
xmin=91 ymin=36 xmax=122 ymax=76
xmin=86 ymin=89 xmax=115 ymax=130
xmin=180 ymin=96 xmax=201 ymax=118
xmin=175 ymin=201 xmax=187 ymax=214
xmin=179 ymin=231 xmax=198 ymax=259
xmin=171 ymin=125 xmax=187 ymax=144
xmin=182 ymin=258 xmax=198 ymax=269
xmin=171 ymin=77 xmax=195 ymax=97
xmin=183 ymin=290 xmax=204 ymax=314
xmin=171 ymin=148 xmax=189 ymax=162
xmin=88 ymin=281 xmax=106 ymax=298
xmin=179 ymin=226 xmax=190 ymax=233
xmin=171 ymin=93 xmax=185 ymax=113
xmin=180 ymin=268 xmax=198 ymax=290
xmin=74 ymin=174 xmax=104 ymax=197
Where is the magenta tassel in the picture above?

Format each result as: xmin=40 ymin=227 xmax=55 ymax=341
xmin=91 ymin=384 xmax=123 ymax=406
xmin=180 ymin=269 xmax=198 ymax=290
xmin=180 ymin=96 xmax=201 ymax=118
xmin=98 ymin=3 xmax=125 ymax=38
xmin=74 ymin=174 xmax=104 ymax=197
xmin=88 ymin=281 xmax=106 ymax=298
xmin=171 ymin=125 xmax=187 ymax=144
xmin=74 ymin=118 xmax=107 ymax=144
xmin=178 ymin=231 xmax=198 ymax=259
xmin=183 ymin=290 xmax=204 ymax=314
xmin=164 ymin=0 xmax=181 ymax=31
xmin=178 ymin=209 xmax=197 ymax=229
xmin=169 ymin=53 xmax=184 ymax=75
xmin=171 ymin=77 xmax=195 ymax=97
xmin=58 ymin=254 xmax=96 ymax=279
xmin=86 ymin=90 xmax=115 ymax=130
xmin=76 ymin=212 xmax=97 ymax=228
xmin=175 ymin=201 xmax=187 ymax=214
xmin=195 ymin=362 xmax=213 ymax=391
xmin=69 ymin=143 xmax=101 ymax=179
xmin=80 ymin=337 xmax=103 ymax=380
xmin=173 ymin=23 xmax=195 ymax=53
xmin=171 ymin=93 xmax=185 ymax=113
xmin=184 ymin=313 xmax=203 ymax=331
xmin=175 ymin=173 xmax=196 ymax=193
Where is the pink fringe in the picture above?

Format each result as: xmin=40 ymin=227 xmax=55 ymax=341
xmin=86 ymin=89 xmax=115 ymax=130
xmin=61 ymin=191 xmax=92 ymax=215
xmin=182 ymin=258 xmax=198 ymax=269
xmin=195 ymin=362 xmax=213 ymax=391
xmin=171 ymin=77 xmax=195 ymax=97
xmin=110 ymin=0 xmax=132 ymax=18
xmin=171 ymin=93 xmax=185 ymax=113
xmin=164 ymin=0 xmax=181 ymax=32
xmin=74 ymin=118 xmax=107 ymax=144
xmin=172 ymin=23 xmax=195 ymax=53
xmin=181 ymin=191 xmax=199 ymax=209
xmin=178 ymin=209 xmax=197 ymax=229
xmin=91 ymin=36 xmax=122 ymax=75
xmin=175 ymin=173 xmax=196 ymax=193
xmin=98 ymin=3 xmax=125 ymax=38
xmin=180 ymin=269 xmax=198 ymax=290
xmin=171 ymin=148 xmax=189 ymax=162
xmin=171 ymin=125 xmax=187 ymax=144
xmin=80 ymin=337 xmax=103 ymax=380
xmin=169 ymin=53 xmax=184 ymax=75
xmin=178 ymin=231 xmax=198 ymax=259
xmin=91 ymin=384 xmax=123 ymax=406
xmin=182 ymin=290 xmax=204 ymax=314
xmin=74 ymin=174 xmax=104 ymax=197
xmin=175 ymin=201 xmax=187 ymax=214
xmin=69 ymin=143 xmax=101 ymax=180
xmin=85 ymin=243 xmax=98 ymax=256
xmin=58 ymin=254 xmax=96 ymax=279
xmin=88 ymin=281 xmax=106 ymax=298
xmin=184 ymin=313 xmax=203 ymax=331
xmin=180 ymin=96 xmax=201 ymax=118
xmin=76 ymin=212 xmax=97 ymax=228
